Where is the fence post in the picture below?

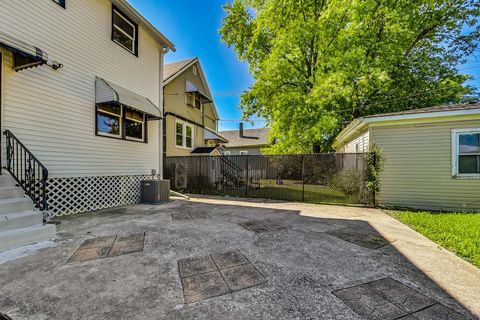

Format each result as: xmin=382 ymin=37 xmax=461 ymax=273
xmin=302 ymin=154 xmax=305 ymax=202
xmin=372 ymin=151 xmax=376 ymax=207
xmin=245 ymin=155 xmax=249 ymax=198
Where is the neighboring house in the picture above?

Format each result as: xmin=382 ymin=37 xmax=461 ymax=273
xmin=219 ymin=124 xmax=270 ymax=155
xmin=163 ymin=58 xmax=226 ymax=157
xmin=333 ymin=103 xmax=480 ymax=212
xmin=0 ymin=0 xmax=175 ymax=251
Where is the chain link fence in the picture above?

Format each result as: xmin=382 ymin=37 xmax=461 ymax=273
xmin=164 ymin=153 xmax=374 ymax=206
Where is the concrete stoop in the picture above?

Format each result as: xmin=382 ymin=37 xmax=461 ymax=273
xmin=0 ymin=172 xmax=56 ymax=253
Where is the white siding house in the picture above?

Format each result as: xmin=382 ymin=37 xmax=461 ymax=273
xmin=0 ymin=0 xmax=175 ymax=216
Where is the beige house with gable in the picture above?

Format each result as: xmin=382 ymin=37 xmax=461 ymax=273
xmin=163 ymin=58 xmax=226 ymax=157
xmin=333 ymin=103 xmax=480 ymax=212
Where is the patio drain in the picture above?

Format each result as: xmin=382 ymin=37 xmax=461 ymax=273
xmin=333 ymin=277 xmax=470 ymax=320
xmin=67 ymin=233 xmax=145 ymax=263
xmin=327 ymin=227 xmax=393 ymax=249
xmin=178 ymin=250 xmax=267 ymax=303
xmin=172 ymin=212 xmax=211 ymax=221
xmin=239 ymin=219 xmax=286 ymax=233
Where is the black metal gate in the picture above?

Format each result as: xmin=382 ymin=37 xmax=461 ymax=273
xmin=165 ymin=153 xmax=374 ymax=206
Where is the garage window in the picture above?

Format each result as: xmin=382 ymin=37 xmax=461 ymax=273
xmin=452 ymin=129 xmax=480 ymax=177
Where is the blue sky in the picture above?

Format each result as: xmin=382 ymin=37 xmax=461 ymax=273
xmin=128 ymin=0 xmax=479 ymax=131
xmin=128 ymin=0 xmax=261 ymax=131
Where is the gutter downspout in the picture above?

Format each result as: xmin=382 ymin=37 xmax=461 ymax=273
xmin=159 ymin=45 xmax=170 ymax=179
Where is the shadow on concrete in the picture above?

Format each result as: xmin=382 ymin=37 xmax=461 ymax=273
xmin=0 ymin=198 xmax=477 ymax=319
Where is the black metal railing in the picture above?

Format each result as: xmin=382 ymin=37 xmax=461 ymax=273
xmin=165 ymin=153 xmax=375 ymax=206
xmin=3 ymin=130 xmax=49 ymax=214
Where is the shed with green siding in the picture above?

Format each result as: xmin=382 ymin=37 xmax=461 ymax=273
xmin=333 ymin=103 xmax=480 ymax=212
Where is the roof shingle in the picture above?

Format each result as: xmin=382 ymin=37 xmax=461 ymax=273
xmin=219 ymin=128 xmax=270 ymax=147
xmin=163 ymin=58 xmax=197 ymax=82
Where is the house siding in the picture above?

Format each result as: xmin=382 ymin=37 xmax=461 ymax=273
xmin=371 ymin=119 xmax=480 ymax=211
xmin=222 ymin=147 xmax=265 ymax=156
xmin=338 ymin=129 xmax=369 ymax=153
xmin=0 ymin=0 xmax=163 ymax=178
xmin=164 ymin=62 xmax=218 ymax=157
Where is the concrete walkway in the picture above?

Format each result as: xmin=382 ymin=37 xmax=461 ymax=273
xmin=0 ymin=197 xmax=478 ymax=320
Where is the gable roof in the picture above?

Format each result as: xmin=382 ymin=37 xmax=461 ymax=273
xmin=163 ymin=58 xmax=197 ymax=83
xmin=219 ymin=128 xmax=270 ymax=148
xmin=163 ymin=58 xmax=220 ymax=120
xmin=333 ymin=103 xmax=480 ymax=149
xmin=112 ymin=0 xmax=175 ymax=51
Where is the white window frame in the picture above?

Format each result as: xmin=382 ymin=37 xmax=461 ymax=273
xmin=239 ymin=150 xmax=248 ymax=156
xmin=451 ymin=128 xmax=480 ymax=178
xmin=193 ymin=65 xmax=198 ymax=76
xmin=125 ymin=110 xmax=146 ymax=142
xmin=113 ymin=8 xmax=136 ymax=54
xmin=175 ymin=120 xmax=195 ymax=149
xmin=97 ymin=105 xmax=123 ymax=139
xmin=224 ymin=151 xmax=231 ymax=156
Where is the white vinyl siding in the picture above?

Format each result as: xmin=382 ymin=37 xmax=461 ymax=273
xmin=0 ymin=0 xmax=162 ymax=178
xmin=340 ymin=130 xmax=369 ymax=153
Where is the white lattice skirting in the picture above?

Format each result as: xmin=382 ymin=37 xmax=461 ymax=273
xmin=47 ymin=175 xmax=158 ymax=217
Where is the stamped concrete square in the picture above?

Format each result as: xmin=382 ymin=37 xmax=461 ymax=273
xmin=181 ymin=271 xmax=230 ymax=304
xmin=410 ymin=303 xmax=469 ymax=320
xmin=172 ymin=212 xmax=192 ymax=221
xmin=211 ymin=250 xmax=249 ymax=269
xmin=77 ymin=236 xmax=116 ymax=250
xmin=108 ymin=233 xmax=145 ymax=257
xmin=220 ymin=263 xmax=267 ymax=292
xmin=333 ymin=285 xmax=407 ymax=320
xmin=239 ymin=220 xmax=286 ymax=233
xmin=178 ymin=256 xmax=217 ymax=278
xmin=178 ymin=250 xmax=267 ymax=304
xmin=67 ymin=246 xmax=111 ymax=263
xmin=327 ymin=227 xmax=391 ymax=249
xmin=367 ymin=278 xmax=435 ymax=313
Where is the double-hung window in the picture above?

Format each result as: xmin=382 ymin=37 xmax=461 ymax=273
xmin=97 ymin=104 xmax=122 ymax=138
xmin=125 ymin=109 xmax=145 ymax=141
xmin=175 ymin=121 xmax=194 ymax=149
xmin=112 ymin=7 xmax=138 ymax=55
xmin=186 ymin=93 xmax=202 ymax=111
xmin=452 ymin=129 xmax=480 ymax=177
xmin=96 ymin=104 xmax=146 ymax=142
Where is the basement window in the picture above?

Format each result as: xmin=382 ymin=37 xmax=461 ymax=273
xmin=112 ymin=7 xmax=138 ymax=55
xmin=452 ymin=129 xmax=480 ymax=177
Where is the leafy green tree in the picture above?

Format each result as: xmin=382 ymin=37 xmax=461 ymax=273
xmin=220 ymin=0 xmax=480 ymax=153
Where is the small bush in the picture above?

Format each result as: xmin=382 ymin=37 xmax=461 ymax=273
xmin=330 ymin=169 xmax=362 ymax=196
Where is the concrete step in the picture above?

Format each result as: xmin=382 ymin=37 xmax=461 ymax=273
xmin=0 ymin=185 xmax=25 ymax=200
xmin=0 ymin=224 xmax=56 ymax=253
xmin=0 ymin=173 xmax=17 ymax=186
xmin=0 ymin=197 xmax=33 ymax=214
xmin=0 ymin=211 xmax=43 ymax=232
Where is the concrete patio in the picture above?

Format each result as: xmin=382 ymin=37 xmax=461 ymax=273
xmin=0 ymin=197 xmax=479 ymax=320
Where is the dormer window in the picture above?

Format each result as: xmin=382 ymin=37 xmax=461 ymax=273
xmin=112 ymin=7 xmax=138 ymax=55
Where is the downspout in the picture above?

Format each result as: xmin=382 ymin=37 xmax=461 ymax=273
xmin=159 ymin=45 xmax=170 ymax=179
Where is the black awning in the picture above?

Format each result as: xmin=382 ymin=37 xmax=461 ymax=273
xmin=0 ymin=31 xmax=49 ymax=71
xmin=95 ymin=77 xmax=162 ymax=119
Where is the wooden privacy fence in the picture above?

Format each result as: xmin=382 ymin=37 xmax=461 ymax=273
xmin=164 ymin=153 xmax=375 ymax=206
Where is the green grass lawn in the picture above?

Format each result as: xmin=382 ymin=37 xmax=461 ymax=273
xmin=389 ymin=210 xmax=480 ymax=268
